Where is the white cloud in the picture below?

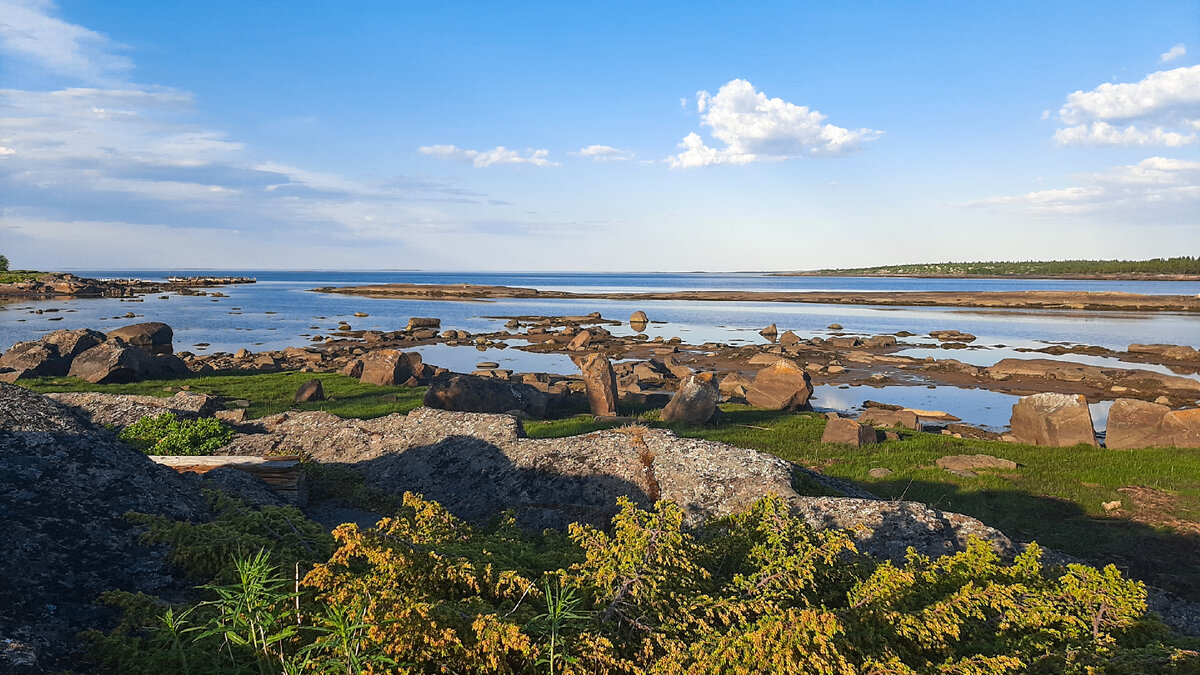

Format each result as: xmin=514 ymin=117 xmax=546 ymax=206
xmin=418 ymin=144 xmax=559 ymax=168
xmin=669 ymin=79 xmax=881 ymax=168
xmin=573 ymin=144 xmax=634 ymax=161
xmin=1054 ymin=65 xmax=1200 ymax=146
xmin=964 ymin=157 xmax=1200 ymax=217
xmin=1161 ymin=44 xmax=1186 ymax=63
xmin=0 ymin=0 xmax=132 ymax=82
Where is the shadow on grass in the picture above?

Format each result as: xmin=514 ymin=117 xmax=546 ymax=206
xmin=864 ymin=478 xmax=1200 ymax=600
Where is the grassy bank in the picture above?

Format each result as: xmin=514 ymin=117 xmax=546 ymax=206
xmin=22 ymin=370 xmax=427 ymax=420
xmin=19 ymin=371 xmax=1200 ymax=597
xmin=0 ymin=269 xmax=45 ymax=284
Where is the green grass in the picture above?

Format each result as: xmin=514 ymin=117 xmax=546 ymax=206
xmin=0 ymin=269 xmax=44 ymax=284
xmin=20 ymin=370 xmax=427 ymax=420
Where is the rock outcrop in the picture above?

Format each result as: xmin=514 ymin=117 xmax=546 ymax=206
xmin=0 ymin=383 xmax=207 ymax=668
xmin=46 ymin=390 xmax=221 ymax=428
xmin=68 ymin=341 xmax=188 ymax=384
xmin=1009 ymin=393 xmax=1098 ymax=447
xmin=220 ymin=406 xmax=1013 ymax=562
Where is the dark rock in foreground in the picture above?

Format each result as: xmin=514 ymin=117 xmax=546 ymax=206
xmin=424 ymin=373 xmax=550 ymax=418
xmin=0 ymin=383 xmax=207 ymax=668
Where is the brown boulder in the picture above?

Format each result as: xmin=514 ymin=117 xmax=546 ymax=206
xmin=340 ymin=359 xmax=364 ymax=378
xmin=577 ymin=353 xmax=618 ymax=417
xmin=424 ymin=373 xmax=549 ymax=418
xmin=1105 ymin=398 xmax=1172 ymax=449
xmin=858 ymin=408 xmax=922 ymax=431
xmin=407 ymin=317 xmax=441 ymax=331
xmin=1009 ymin=393 xmax=1098 ymax=447
xmin=779 ymin=330 xmax=801 ymax=345
xmin=295 ymin=379 xmax=326 ymax=403
xmin=1161 ymin=408 xmax=1200 ymax=447
xmin=105 ymin=322 xmax=174 ymax=355
xmin=746 ymin=359 xmax=813 ymax=411
xmin=661 ymin=373 xmax=718 ymax=425
xmin=0 ymin=341 xmax=70 ymax=377
xmin=821 ymin=418 xmax=877 ymax=446
xmin=718 ymin=372 xmax=753 ymax=397
xmin=567 ymin=330 xmax=592 ymax=351
xmin=359 ymin=349 xmax=422 ymax=386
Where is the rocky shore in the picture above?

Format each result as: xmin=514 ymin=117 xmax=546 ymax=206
xmin=0 ymin=272 xmax=253 ymax=300
xmin=312 ymin=282 xmax=1200 ymax=312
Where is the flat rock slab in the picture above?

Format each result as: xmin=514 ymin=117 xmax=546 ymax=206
xmin=936 ymin=454 xmax=1018 ymax=473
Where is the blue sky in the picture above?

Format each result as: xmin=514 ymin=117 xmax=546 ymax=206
xmin=1 ymin=1 xmax=1197 ymax=271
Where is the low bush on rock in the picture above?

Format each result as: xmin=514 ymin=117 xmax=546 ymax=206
xmin=86 ymin=493 xmax=1197 ymax=674
xmin=118 ymin=412 xmax=233 ymax=455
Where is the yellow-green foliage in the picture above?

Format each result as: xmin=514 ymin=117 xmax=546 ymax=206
xmin=92 ymin=494 xmax=1198 ymax=674
xmin=118 ymin=412 xmax=233 ymax=455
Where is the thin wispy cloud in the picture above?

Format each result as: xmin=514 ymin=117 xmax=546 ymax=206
xmin=1054 ymin=65 xmax=1200 ymax=147
xmin=1161 ymin=44 xmax=1186 ymax=63
xmin=964 ymin=157 xmax=1200 ymax=217
xmin=573 ymin=145 xmax=634 ymax=161
xmin=418 ymin=144 xmax=559 ymax=168
xmin=0 ymin=0 xmax=132 ymax=82
xmin=669 ymin=79 xmax=881 ymax=168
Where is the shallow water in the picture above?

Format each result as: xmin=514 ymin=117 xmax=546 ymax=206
xmin=3 ymin=271 xmax=1195 ymax=431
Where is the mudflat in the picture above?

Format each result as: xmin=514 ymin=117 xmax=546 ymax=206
xmin=313 ymin=283 xmax=1200 ymax=312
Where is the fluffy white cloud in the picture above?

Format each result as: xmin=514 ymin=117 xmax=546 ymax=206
xmin=418 ymin=144 xmax=559 ymax=168
xmin=669 ymin=79 xmax=881 ymax=168
xmin=0 ymin=0 xmax=131 ymax=82
xmin=1161 ymin=44 xmax=1186 ymax=63
xmin=573 ymin=144 xmax=634 ymax=161
xmin=1054 ymin=65 xmax=1200 ymax=146
xmin=965 ymin=157 xmax=1200 ymax=216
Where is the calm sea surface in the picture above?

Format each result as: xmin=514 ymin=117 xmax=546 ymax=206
xmin=4 ymin=271 xmax=1197 ymax=429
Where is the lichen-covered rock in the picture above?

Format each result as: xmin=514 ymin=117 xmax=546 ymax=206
xmin=0 ymin=384 xmax=206 ymax=668
xmin=1009 ymin=392 xmax=1098 ymax=447
xmin=46 ymin=390 xmax=221 ymax=428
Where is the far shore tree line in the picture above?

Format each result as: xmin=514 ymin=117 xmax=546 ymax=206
xmin=807 ymin=256 xmax=1200 ymax=277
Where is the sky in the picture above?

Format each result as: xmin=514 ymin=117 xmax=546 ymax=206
xmin=0 ymin=1 xmax=1198 ymax=272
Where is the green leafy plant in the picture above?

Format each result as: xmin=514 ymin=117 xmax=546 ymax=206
xmin=118 ymin=412 xmax=233 ymax=455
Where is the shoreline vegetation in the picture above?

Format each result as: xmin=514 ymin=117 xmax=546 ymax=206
xmin=770 ymin=256 xmax=1200 ymax=280
xmin=313 ymin=283 xmax=1200 ymax=312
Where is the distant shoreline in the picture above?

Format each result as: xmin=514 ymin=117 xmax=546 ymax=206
xmin=769 ymin=272 xmax=1200 ymax=281
xmin=312 ymin=283 xmax=1200 ymax=313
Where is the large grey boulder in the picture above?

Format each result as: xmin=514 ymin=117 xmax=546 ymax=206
xmin=0 ymin=341 xmax=70 ymax=378
xmin=42 ymin=328 xmax=105 ymax=360
xmin=106 ymin=321 xmax=175 ymax=355
xmin=1009 ymin=393 xmax=1098 ymax=447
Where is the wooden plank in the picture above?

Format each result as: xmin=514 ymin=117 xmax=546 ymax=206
xmin=148 ymin=455 xmax=307 ymax=506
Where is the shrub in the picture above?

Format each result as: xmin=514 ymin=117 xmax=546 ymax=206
xmin=86 ymin=492 xmax=1200 ymax=674
xmin=0 ymin=254 xmax=8 ymax=272
xmin=118 ymin=412 xmax=233 ymax=455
